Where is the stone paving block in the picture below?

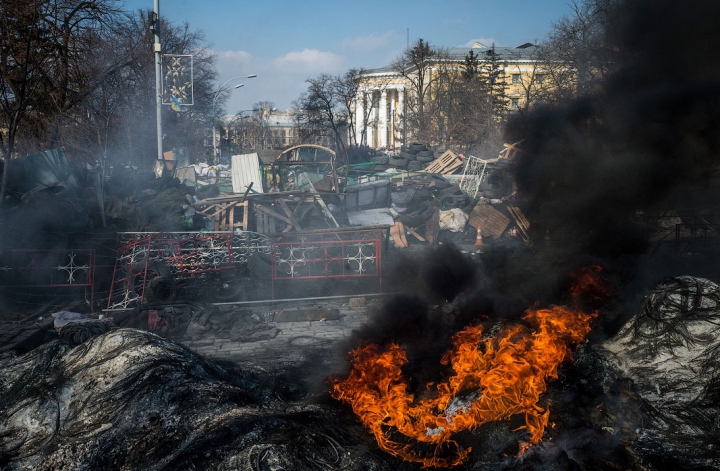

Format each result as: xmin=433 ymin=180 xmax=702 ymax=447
xmin=349 ymin=297 xmax=366 ymax=307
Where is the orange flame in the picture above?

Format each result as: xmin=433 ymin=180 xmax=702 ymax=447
xmin=330 ymin=266 xmax=608 ymax=468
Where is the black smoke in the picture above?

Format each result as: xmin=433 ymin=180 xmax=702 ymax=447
xmin=504 ymin=0 xmax=720 ymax=324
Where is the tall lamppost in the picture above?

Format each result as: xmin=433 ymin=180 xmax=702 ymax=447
xmin=212 ymin=74 xmax=256 ymax=163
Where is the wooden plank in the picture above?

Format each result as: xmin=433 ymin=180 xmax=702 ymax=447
xmin=278 ymin=199 xmax=302 ymax=232
xmin=426 ymin=202 xmax=439 ymax=244
xmin=298 ymin=172 xmax=340 ymax=228
xmin=508 ymin=206 xmax=530 ymax=232
xmin=468 ymin=202 xmax=510 ymax=239
xmin=507 ymin=206 xmax=530 ymax=242
xmin=390 ymin=222 xmax=408 ymax=248
xmin=238 ymin=200 xmax=248 ymax=232
xmin=256 ymin=209 xmax=276 ymax=234
xmin=406 ymin=226 xmax=426 ymax=242
xmin=255 ymin=203 xmax=294 ymax=227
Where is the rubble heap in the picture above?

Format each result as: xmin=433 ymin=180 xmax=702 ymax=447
xmin=0 ymin=329 xmax=397 ymax=471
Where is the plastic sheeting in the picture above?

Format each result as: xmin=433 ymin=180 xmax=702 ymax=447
xmin=4 ymin=147 xmax=79 ymax=195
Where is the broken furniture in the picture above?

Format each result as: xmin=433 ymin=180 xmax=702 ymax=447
xmin=270 ymin=144 xmax=341 ymax=193
xmin=345 ymin=179 xmax=391 ymax=212
xmin=252 ymin=192 xmax=341 ymax=234
xmin=252 ymin=173 xmax=342 ymax=235
xmin=195 ymin=196 xmax=249 ymax=232
xmin=459 ymin=143 xmax=521 ymax=199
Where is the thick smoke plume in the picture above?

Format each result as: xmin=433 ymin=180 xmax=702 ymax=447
xmin=332 ymin=1 xmax=720 ymax=468
xmin=344 ymin=0 xmax=720 ymax=391
xmin=508 ymin=0 xmax=720 ymax=271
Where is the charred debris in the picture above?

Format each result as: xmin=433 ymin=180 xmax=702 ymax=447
xmin=6 ymin=0 xmax=720 ymax=466
xmin=0 ymin=141 xmax=530 ymax=315
xmin=1 ymin=137 xmax=720 ymax=470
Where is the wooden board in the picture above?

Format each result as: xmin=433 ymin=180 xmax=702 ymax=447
xmin=256 ymin=209 xmax=276 ymax=233
xmin=197 ymin=199 xmax=248 ymax=232
xmin=390 ymin=221 xmax=408 ymax=248
xmin=425 ymin=202 xmax=439 ymax=244
xmin=423 ymin=150 xmax=463 ymax=174
xmin=507 ymin=205 xmax=530 ymax=242
xmin=468 ymin=202 xmax=510 ymax=239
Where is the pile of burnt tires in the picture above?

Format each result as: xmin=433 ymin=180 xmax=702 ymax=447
xmin=390 ymin=142 xmax=435 ymax=171
xmin=371 ymin=153 xmax=390 ymax=171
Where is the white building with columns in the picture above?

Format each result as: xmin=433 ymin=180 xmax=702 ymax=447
xmin=353 ymin=42 xmax=551 ymax=149
xmin=353 ymin=65 xmax=407 ymax=150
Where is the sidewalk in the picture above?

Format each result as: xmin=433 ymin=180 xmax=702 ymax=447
xmin=180 ymin=299 xmax=372 ymax=369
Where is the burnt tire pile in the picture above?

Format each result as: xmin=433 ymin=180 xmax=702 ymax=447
xmin=393 ymin=142 xmax=433 ymax=170
xmin=0 ymin=329 xmax=399 ymax=470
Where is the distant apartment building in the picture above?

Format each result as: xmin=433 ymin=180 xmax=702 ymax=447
xmin=219 ymin=109 xmax=302 ymax=152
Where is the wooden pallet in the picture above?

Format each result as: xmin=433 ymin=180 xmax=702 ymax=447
xmin=423 ymin=150 xmax=463 ymax=174
xmin=468 ymin=202 xmax=510 ymax=239
xmin=507 ymin=206 xmax=530 ymax=242
xmin=196 ymin=198 xmax=249 ymax=232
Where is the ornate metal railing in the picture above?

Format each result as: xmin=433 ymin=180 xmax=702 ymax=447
xmin=107 ymin=231 xmax=271 ymax=310
xmin=0 ymin=249 xmax=95 ymax=306
xmin=271 ymin=229 xmax=383 ymax=298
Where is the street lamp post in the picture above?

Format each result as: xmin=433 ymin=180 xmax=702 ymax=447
xmin=211 ymin=75 xmax=256 ymax=164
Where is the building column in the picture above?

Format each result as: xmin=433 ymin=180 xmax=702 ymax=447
xmin=389 ymin=89 xmax=396 ymax=147
xmin=366 ymin=90 xmax=374 ymax=148
xmin=379 ymin=90 xmax=387 ymax=148
xmin=397 ymin=88 xmax=405 ymax=146
xmin=355 ymin=91 xmax=364 ymax=146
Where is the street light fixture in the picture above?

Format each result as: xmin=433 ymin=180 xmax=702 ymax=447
xmin=211 ymin=75 xmax=256 ymax=164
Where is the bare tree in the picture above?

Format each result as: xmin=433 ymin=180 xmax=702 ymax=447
xmin=228 ymin=101 xmax=278 ymax=150
xmin=440 ymin=50 xmax=493 ymax=154
xmin=0 ymin=0 xmax=122 ymax=161
xmin=537 ymin=0 xmax=620 ymax=101
xmin=505 ymin=46 xmax=556 ymax=114
xmin=63 ymin=10 xmax=218 ymax=166
xmin=391 ymin=38 xmax=451 ymax=144
xmin=294 ymin=75 xmax=349 ymax=157
xmin=333 ymin=68 xmax=365 ymax=148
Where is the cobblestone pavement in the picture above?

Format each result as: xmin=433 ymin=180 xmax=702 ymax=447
xmin=180 ymin=299 xmax=374 ymax=371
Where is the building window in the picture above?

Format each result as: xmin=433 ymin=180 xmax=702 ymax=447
xmin=536 ymin=74 xmax=544 ymax=84
xmin=512 ymin=74 xmax=520 ymax=84
xmin=511 ymin=98 xmax=519 ymax=110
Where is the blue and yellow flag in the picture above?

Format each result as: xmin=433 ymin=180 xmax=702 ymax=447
xmin=171 ymin=95 xmax=184 ymax=112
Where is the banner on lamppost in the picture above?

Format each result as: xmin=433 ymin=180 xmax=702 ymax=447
xmin=162 ymin=54 xmax=194 ymax=110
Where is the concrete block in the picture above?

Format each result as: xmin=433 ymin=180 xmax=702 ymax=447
xmin=349 ymin=297 xmax=366 ymax=307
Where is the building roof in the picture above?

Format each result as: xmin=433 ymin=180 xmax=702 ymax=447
xmin=267 ymin=114 xmax=296 ymax=128
xmin=366 ymin=42 xmax=540 ymax=75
